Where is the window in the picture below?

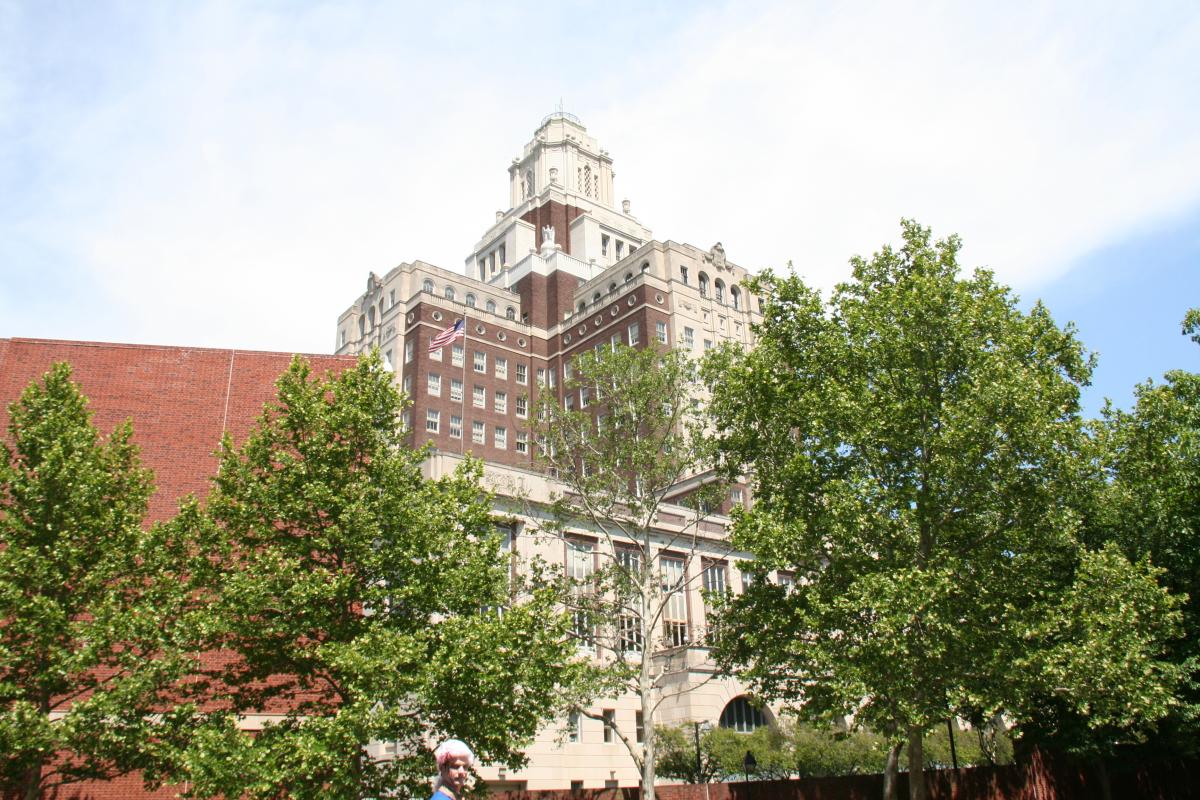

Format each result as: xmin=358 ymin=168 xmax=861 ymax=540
xmin=389 ymin=289 xmax=396 ymax=307
xmin=777 ymin=571 xmax=796 ymax=592
xmin=568 ymin=711 xmax=581 ymax=743
xmin=494 ymin=391 xmax=507 ymax=414
xmin=564 ymin=395 xmax=575 ymax=411
xmin=568 ymin=539 xmax=595 ymax=647
xmin=472 ymin=420 xmax=485 ymax=445
xmin=425 ymin=410 xmax=440 ymax=433
xmin=473 ymin=385 xmax=485 ymax=408
xmin=451 ymin=343 xmax=464 ymax=367
xmin=619 ymin=614 xmax=643 ymax=655
xmin=703 ymin=561 xmax=728 ymax=595
xmin=422 ymin=279 xmax=434 ymax=293
xmin=427 ymin=373 xmax=441 ymax=396
xmin=615 ymin=241 xmax=624 ymax=258
xmin=682 ymin=327 xmax=695 ymax=348
xmin=656 ymin=321 xmax=667 ymax=344
xmin=661 ymin=556 xmax=688 ymax=647
xmin=495 ymin=357 xmax=508 ymax=379
xmin=429 ymin=346 xmax=442 ymax=362
xmin=383 ymin=349 xmax=394 ymax=372
xmin=486 ymin=299 xmax=497 ymax=314
xmin=703 ymin=561 xmax=728 ymax=639
xmin=536 ymin=367 xmax=546 ymax=386
xmin=515 ymin=395 xmax=528 ymax=418
xmin=465 ymin=293 xmax=477 ymax=308
xmin=449 ymin=414 xmax=462 ymax=439
xmin=473 ymin=351 xmax=486 ymax=373
xmin=720 ymin=697 xmax=766 ymax=733
xmin=506 ymin=306 xmax=516 ymax=320
xmin=704 ymin=339 xmax=713 ymax=351
xmin=611 ymin=332 xmax=621 ymax=349
xmin=627 ymin=322 xmax=640 ymax=345
xmin=698 ymin=273 xmax=709 ymax=297
xmin=636 ymin=711 xmax=645 ymax=743
xmin=401 ymin=409 xmax=410 ymax=430
xmin=450 ymin=378 xmax=463 ymax=402
xmin=516 ymin=431 xmax=529 ymax=454
xmin=516 ymin=363 xmax=528 ymax=385
xmin=404 ymin=340 xmax=414 ymax=363
xmin=494 ymin=426 xmax=507 ymax=449
xmin=730 ymin=487 xmax=744 ymax=506
xmin=715 ymin=279 xmax=725 ymax=304
xmin=402 ymin=375 xmax=412 ymax=396
xmin=339 ymin=329 xmax=346 ymax=347
xmin=444 ymin=286 xmax=455 ymax=301
xmin=601 ymin=234 xmax=609 ymax=256
xmin=731 ymin=286 xmax=741 ymax=310
xmin=680 ymin=265 xmax=689 ymax=284
xmin=579 ymin=387 xmax=590 ymax=407
xmin=602 ymin=709 xmax=615 ymax=743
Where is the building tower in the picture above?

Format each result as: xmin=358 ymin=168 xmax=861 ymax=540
xmin=335 ymin=114 xmax=772 ymax=791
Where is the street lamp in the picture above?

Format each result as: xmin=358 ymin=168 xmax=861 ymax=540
xmin=742 ymin=750 xmax=757 ymax=782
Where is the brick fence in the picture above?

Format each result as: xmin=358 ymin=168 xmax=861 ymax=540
xmin=495 ymin=752 xmax=1200 ymax=800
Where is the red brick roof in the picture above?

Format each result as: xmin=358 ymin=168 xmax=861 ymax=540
xmin=0 ymin=338 xmax=357 ymax=523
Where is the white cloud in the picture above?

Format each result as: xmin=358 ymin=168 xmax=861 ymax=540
xmin=2 ymin=0 xmax=1198 ymax=352
xmin=600 ymin=0 xmax=1200 ymax=293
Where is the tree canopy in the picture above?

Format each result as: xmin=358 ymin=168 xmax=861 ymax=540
xmin=0 ymin=363 xmax=195 ymax=800
xmin=703 ymin=221 xmax=1184 ymax=800
xmin=172 ymin=355 xmax=579 ymax=799
xmin=533 ymin=343 xmax=727 ymax=800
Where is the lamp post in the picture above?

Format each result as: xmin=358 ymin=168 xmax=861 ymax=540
xmin=742 ymin=750 xmax=757 ymax=782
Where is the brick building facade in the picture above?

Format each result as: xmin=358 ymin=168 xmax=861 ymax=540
xmin=334 ymin=114 xmax=775 ymax=792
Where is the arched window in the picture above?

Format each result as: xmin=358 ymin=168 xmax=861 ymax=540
xmin=466 ymin=293 xmax=477 ymax=308
xmin=730 ymin=286 xmax=741 ymax=310
xmin=592 ymin=292 xmax=601 ymax=305
xmin=422 ymin=279 xmax=434 ymax=294
xmin=609 ymin=282 xmax=617 ymax=294
xmin=719 ymin=697 xmax=766 ymax=733
xmin=367 ymin=307 xmax=376 ymax=327
xmin=358 ymin=317 xmax=366 ymax=336
xmin=624 ymin=272 xmax=633 ymax=283
xmin=444 ymin=286 xmax=456 ymax=301
xmin=714 ymin=279 xmax=725 ymax=304
xmin=698 ymin=273 xmax=709 ymax=298
xmin=641 ymin=261 xmax=650 ymax=274
xmin=578 ymin=301 xmax=586 ymax=313
xmin=506 ymin=306 xmax=516 ymax=320
xmin=486 ymin=299 xmax=497 ymax=314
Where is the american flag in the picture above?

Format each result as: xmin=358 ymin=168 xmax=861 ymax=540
xmin=428 ymin=319 xmax=465 ymax=352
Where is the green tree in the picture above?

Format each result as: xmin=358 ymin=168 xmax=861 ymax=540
xmin=533 ymin=344 xmax=727 ymax=800
xmin=653 ymin=724 xmax=724 ymax=784
xmin=0 ymin=364 xmax=195 ymax=800
xmin=703 ymin=221 xmax=1183 ymax=800
xmin=1048 ymin=307 xmax=1200 ymax=759
xmin=178 ymin=355 xmax=578 ymax=799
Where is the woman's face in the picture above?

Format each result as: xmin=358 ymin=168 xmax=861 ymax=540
xmin=440 ymin=756 xmax=470 ymax=794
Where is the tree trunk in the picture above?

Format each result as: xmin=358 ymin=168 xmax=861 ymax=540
xmin=882 ymin=741 xmax=902 ymax=800
xmin=22 ymin=759 xmax=41 ymax=800
xmin=640 ymin=568 xmax=656 ymax=800
xmin=907 ymin=727 xmax=927 ymax=800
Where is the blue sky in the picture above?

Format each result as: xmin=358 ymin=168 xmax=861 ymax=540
xmin=1 ymin=0 xmax=1197 ymax=419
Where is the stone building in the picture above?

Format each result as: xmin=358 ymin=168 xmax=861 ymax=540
xmin=334 ymin=113 xmax=778 ymax=792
